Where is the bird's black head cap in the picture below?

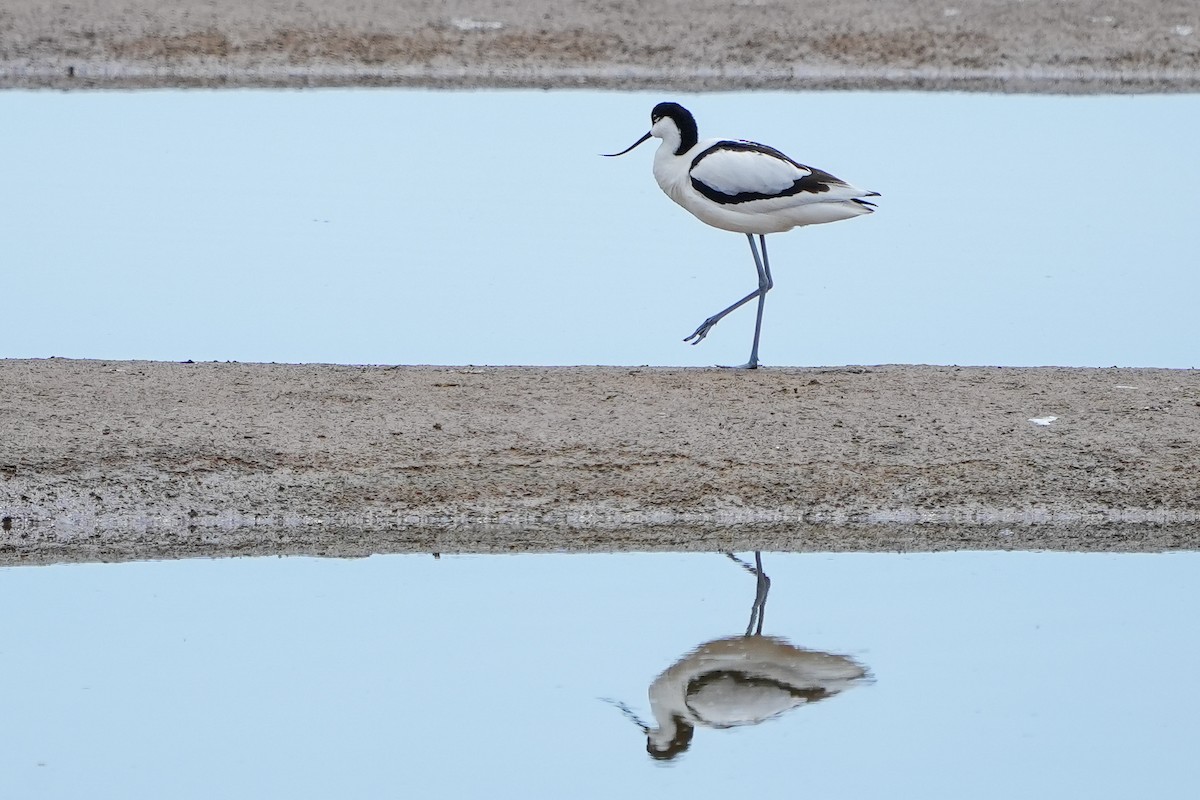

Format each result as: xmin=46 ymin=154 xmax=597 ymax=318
xmin=646 ymin=716 xmax=695 ymax=761
xmin=651 ymin=102 xmax=698 ymax=155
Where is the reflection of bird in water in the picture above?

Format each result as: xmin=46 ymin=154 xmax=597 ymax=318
xmin=642 ymin=634 xmax=868 ymax=760
xmin=606 ymin=553 xmax=868 ymax=761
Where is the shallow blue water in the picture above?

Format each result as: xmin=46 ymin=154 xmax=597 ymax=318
xmin=2 ymin=551 xmax=1197 ymax=798
xmin=4 ymin=90 xmax=1199 ymax=367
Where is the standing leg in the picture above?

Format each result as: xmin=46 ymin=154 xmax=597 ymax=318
xmin=684 ymin=234 xmax=774 ymax=364
xmin=750 ymin=551 xmax=770 ymax=636
xmin=742 ymin=235 xmax=774 ymax=369
xmin=725 ymin=551 xmax=772 ymax=637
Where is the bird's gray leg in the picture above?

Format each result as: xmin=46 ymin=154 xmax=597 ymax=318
xmin=750 ymin=550 xmax=770 ymax=635
xmin=740 ymin=235 xmax=775 ymax=370
xmin=683 ymin=233 xmax=772 ymax=350
xmin=683 ymin=292 xmax=759 ymax=346
xmin=725 ymin=551 xmax=772 ymax=636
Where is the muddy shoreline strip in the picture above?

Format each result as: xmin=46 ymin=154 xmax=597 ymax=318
xmin=6 ymin=61 xmax=1200 ymax=94
xmin=2 ymin=360 xmax=1197 ymax=565
xmin=2 ymin=0 xmax=1199 ymax=92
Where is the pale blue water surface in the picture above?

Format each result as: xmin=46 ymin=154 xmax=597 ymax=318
xmin=4 ymin=90 xmax=1199 ymax=367
xmin=1 ymin=552 xmax=1198 ymax=799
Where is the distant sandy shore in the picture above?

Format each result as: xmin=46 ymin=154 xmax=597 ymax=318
xmin=2 ymin=360 xmax=1197 ymax=565
xmin=2 ymin=0 xmax=1199 ymax=92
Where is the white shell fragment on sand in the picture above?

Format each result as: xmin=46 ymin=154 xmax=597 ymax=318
xmin=1028 ymin=416 xmax=1058 ymax=426
xmin=451 ymin=18 xmax=504 ymax=32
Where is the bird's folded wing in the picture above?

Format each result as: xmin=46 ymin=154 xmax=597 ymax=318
xmin=690 ymin=141 xmax=867 ymax=205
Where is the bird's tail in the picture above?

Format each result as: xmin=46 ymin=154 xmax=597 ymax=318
xmin=851 ymin=190 xmax=880 ymax=212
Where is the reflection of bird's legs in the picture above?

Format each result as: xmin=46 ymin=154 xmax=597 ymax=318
xmin=751 ymin=551 xmax=770 ymax=635
xmin=725 ymin=551 xmax=772 ymax=636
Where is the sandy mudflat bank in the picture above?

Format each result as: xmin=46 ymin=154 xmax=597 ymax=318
xmin=1 ymin=0 xmax=1198 ymax=92
xmin=1 ymin=359 xmax=1198 ymax=565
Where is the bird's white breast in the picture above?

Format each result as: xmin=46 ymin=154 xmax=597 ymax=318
xmin=651 ymin=137 xmax=701 ymax=207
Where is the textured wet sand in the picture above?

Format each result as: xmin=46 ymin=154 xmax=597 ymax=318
xmin=2 ymin=359 xmax=1198 ymax=564
xmin=2 ymin=0 xmax=1199 ymax=92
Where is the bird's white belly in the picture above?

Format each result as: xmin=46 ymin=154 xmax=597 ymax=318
xmin=681 ymin=191 xmax=866 ymax=234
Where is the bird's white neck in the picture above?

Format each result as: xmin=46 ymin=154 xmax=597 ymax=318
xmin=652 ymin=135 xmax=698 ymax=203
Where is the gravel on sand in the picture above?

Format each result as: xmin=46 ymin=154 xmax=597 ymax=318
xmin=2 ymin=359 xmax=1197 ymax=564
